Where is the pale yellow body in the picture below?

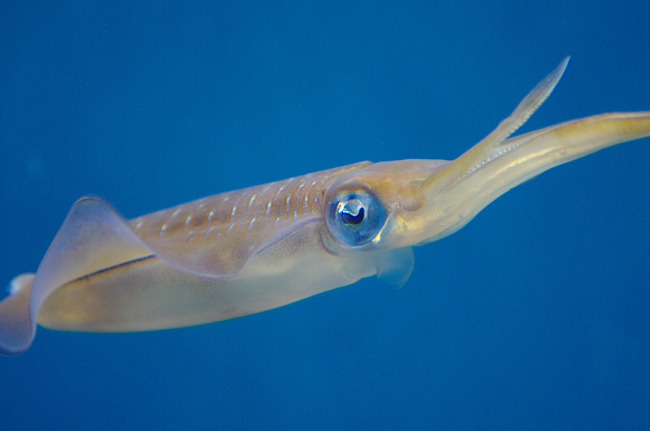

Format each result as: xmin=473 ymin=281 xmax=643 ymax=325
xmin=2 ymin=58 xmax=649 ymax=355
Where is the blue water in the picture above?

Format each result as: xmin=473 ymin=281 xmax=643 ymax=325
xmin=2 ymin=1 xmax=649 ymax=430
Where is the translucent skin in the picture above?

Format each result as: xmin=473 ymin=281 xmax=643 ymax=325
xmin=2 ymin=59 xmax=650 ymax=355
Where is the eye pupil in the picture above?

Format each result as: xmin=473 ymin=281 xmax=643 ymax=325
xmin=342 ymin=207 xmax=364 ymax=225
xmin=327 ymin=190 xmax=386 ymax=247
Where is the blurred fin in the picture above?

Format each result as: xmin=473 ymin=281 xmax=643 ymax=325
xmin=0 ymin=274 xmax=35 ymax=356
xmin=377 ymin=247 xmax=415 ymax=288
xmin=0 ymin=197 xmax=152 ymax=355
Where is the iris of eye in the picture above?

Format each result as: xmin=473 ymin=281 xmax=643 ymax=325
xmin=342 ymin=207 xmax=364 ymax=225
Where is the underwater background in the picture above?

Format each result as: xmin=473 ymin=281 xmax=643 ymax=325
xmin=1 ymin=1 xmax=650 ymax=430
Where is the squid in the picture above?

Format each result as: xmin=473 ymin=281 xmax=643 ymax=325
xmin=2 ymin=57 xmax=649 ymax=356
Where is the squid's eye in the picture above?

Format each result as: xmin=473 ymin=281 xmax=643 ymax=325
xmin=327 ymin=190 xmax=386 ymax=246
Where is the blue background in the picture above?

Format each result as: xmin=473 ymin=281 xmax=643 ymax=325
xmin=2 ymin=1 xmax=650 ymax=430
